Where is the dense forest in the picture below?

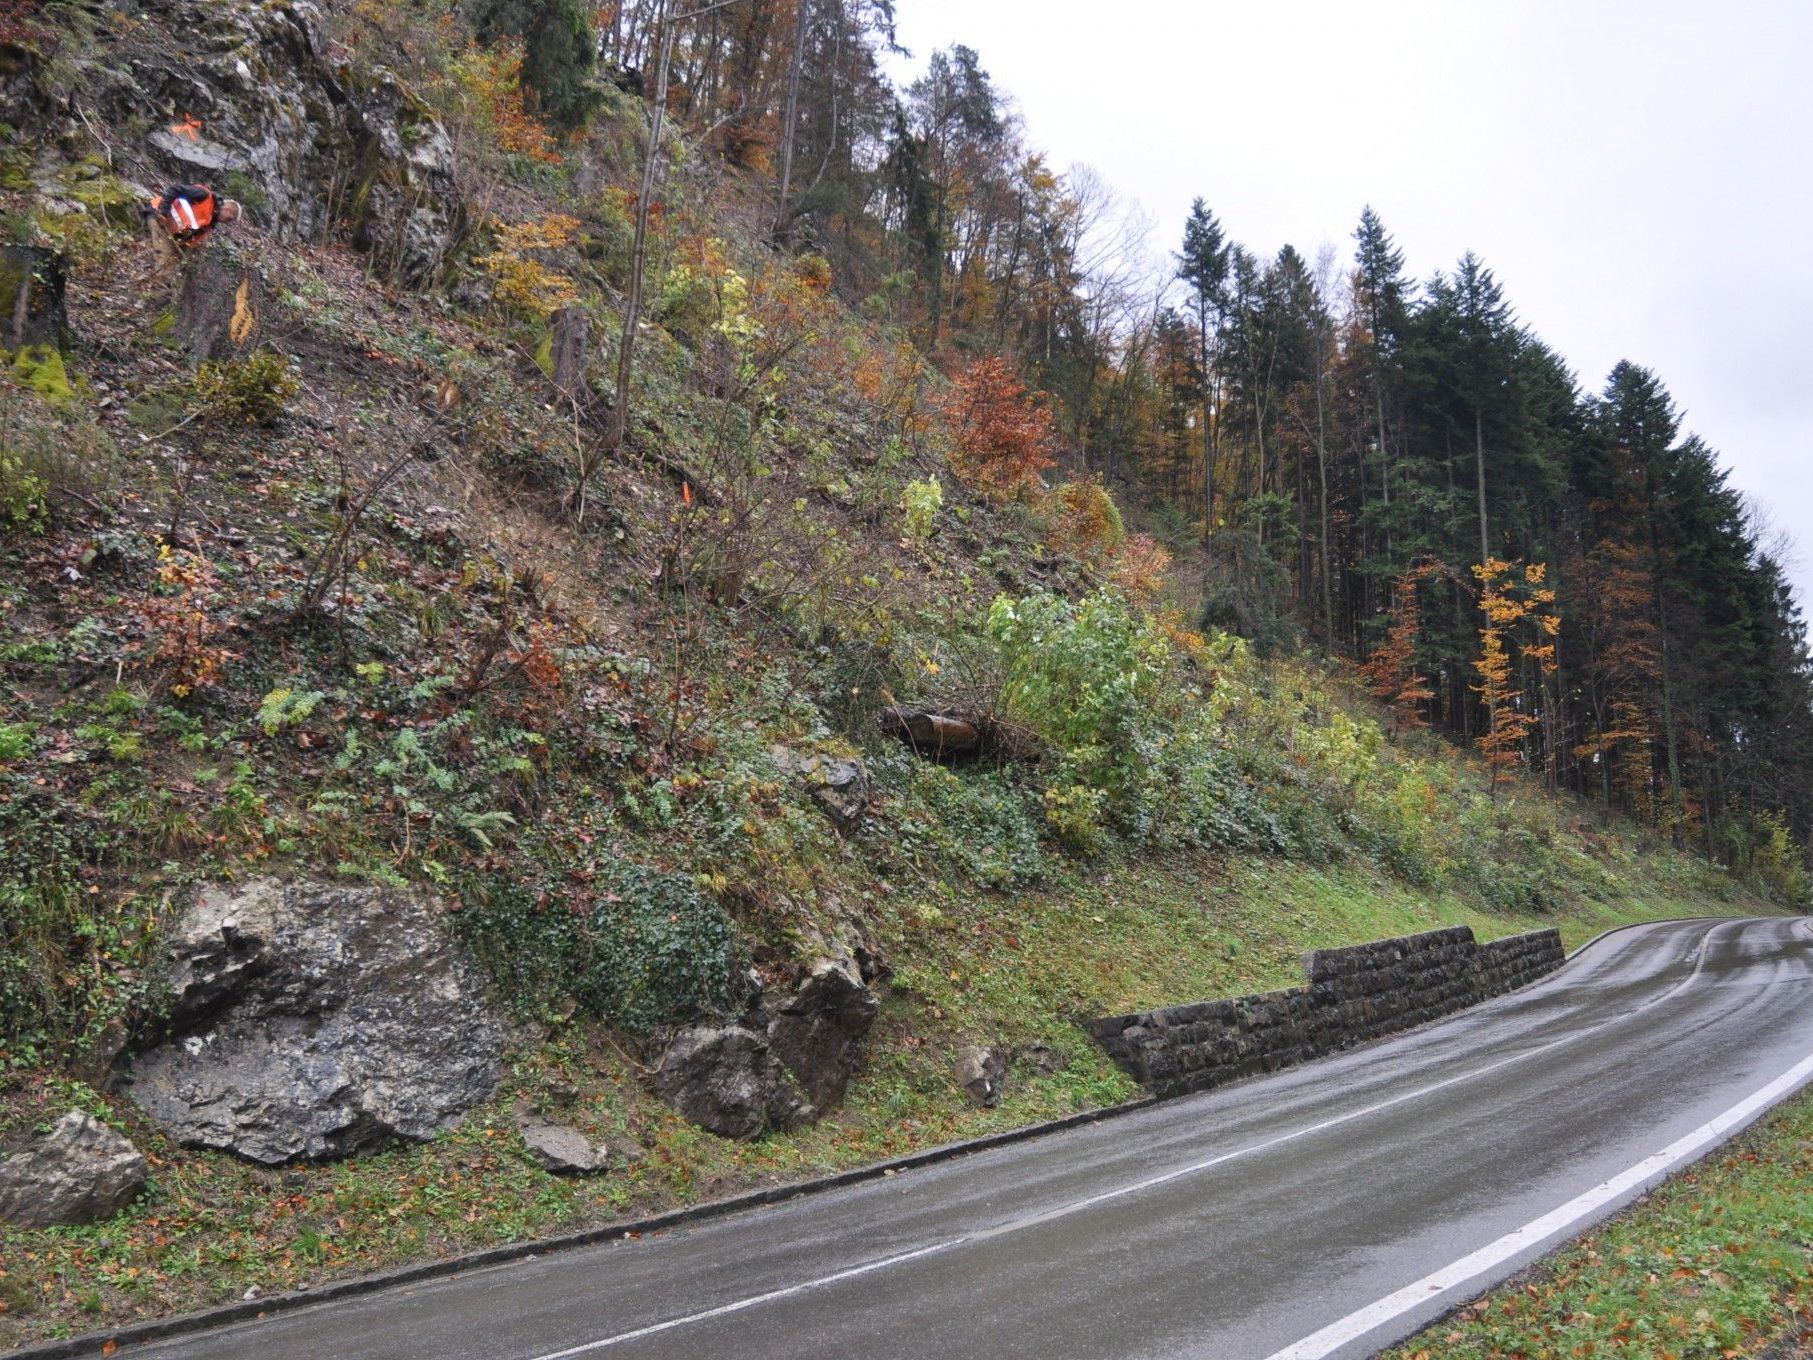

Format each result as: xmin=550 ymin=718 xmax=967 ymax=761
xmin=469 ymin=0 xmax=1813 ymax=872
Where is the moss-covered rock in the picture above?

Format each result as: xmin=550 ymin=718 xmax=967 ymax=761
xmin=7 ymin=344 xmax=74 ymax=405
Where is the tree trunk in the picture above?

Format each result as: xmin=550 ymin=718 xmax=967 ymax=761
xmin=1197 ymin=293 xmax=1214 ymax=538
xmin=610 ymin=0 xmax=677 ymax=453
xmin=773 ymin=0 xmax=811 ymax=240
xmin=1473 ymin=407 xmax=1490 ymax=566
xmin=1375 ymin=377 xmax=1391 ymax=560
xmin=1315 ymin=361 xmax=1334 ymax=648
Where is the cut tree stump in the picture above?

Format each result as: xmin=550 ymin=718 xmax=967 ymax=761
xmin=880 ymin=706 xmax=983 ymax=759
xmin=549 ymin=306 xmax=591 ymax=402
xmin=176 ymin=243 xmax=265 ymax=370
xmin=0 ymin=245 xmax=69 ymax=353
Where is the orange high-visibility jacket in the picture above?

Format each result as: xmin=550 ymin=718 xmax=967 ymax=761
xmin=153 ymin=184 xmax=219 ymax=243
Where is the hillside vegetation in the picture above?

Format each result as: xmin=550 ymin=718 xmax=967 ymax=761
xmin=0 ymin=0 xmax=1801 ymax=1344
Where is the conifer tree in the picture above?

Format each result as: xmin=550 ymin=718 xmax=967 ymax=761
xmin=469 ymin=0 xmax=602 ymax=131
xmin=1177 ymin=200 xmax=1229 ymax=531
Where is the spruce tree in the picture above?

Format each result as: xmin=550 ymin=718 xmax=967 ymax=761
xmin=469 ymin=0 xmax=602 ymax=132
xmin=1177 ymin=200 xmax=1229 ymax=530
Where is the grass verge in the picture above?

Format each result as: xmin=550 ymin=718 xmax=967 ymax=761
xmin=1383 ymin=1083 xmax=1813 ymax=1360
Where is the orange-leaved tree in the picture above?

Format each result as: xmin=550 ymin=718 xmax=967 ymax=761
xmin=936 ymin=355 xmax=1057 ymax=501
xmin=1473 ymin=558 xmax=1560 ymax=797
xmin=1362 ymin=558 xmax=1449 ymax=737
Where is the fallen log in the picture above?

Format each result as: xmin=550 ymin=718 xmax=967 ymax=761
xmin=880 ymin=706 xmax=983 ymax=759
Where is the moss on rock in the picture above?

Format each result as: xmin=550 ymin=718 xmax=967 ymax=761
xmin=7 ymin=344 xmax=73 ymax=405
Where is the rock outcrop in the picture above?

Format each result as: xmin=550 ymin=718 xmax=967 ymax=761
xmin=651 ymin=1025 xmax=813 ymax=1141
xmin=129 ymin=879 xmax=504 ymax=1164
xmin=956 ymin=1045 xmax=1008 ymax=1107
xmin=0 ymin=1111 xmax=148 ymax=1229
xmin=765 ymin=956 xmax=879 ymax=1111
xmin=770 ymin=747 xmax=871 ymax=831
xmin=41 ymin=0 xmax=463 ymax=286
xmin=513 ymin=1107 xmax=643 ymax=1176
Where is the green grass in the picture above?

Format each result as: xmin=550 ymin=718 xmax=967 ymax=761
xmin=1383 ymin=1083 xmax=1813 ymax=1360
xmin=0 ymin=846 xmax=1761 ymax=1349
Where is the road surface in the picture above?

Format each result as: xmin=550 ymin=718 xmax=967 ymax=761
xmin=119 ymin=915 xmax=1813 ymax=1360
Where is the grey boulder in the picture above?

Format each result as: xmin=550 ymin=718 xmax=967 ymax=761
xmin=514 ymin=1109 xmax=643 ymax=1176
xmin=129 ymin=879 xmax=504 ymax=1164
xmin=956 ymin=1045 xmax=1008 ymax=1107
xmin=766 ymin=956 xmax=879 ymax=1111
xmin=0 ymin=1111 xmax=148 ymax=1229
xmin=770 ymin=748 xmax=871 ymax=831
xmin=652 ymin=1025 xmax=813 ymax=1141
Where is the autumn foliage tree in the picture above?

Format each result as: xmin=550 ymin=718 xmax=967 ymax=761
xmin=1362 ymin=559 xmax=1446 ymax=736
xmin=937 ymin=355 xmax=1057 ymax=501
xmin=1473 ymin=559 xmax=1559 ymax=796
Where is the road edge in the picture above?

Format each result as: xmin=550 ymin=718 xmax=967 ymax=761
xmin=1355 ymin=1060 xmax=1813 ymax=1359
xmin=1326 ymin=1044 xmax=1813 ymax=1359
xmin=9 ymin=1096 xmax=1163 ymax=1359
xmin=9 ymin=912 xmax=1767 ymax=1360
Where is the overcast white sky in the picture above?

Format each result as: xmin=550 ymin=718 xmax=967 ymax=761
xmin=886 ymin=0 xmax=1813 ymax=611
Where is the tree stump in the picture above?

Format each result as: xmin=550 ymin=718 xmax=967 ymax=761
xmin=176 ymin=242 xmax=265 ymax=371
xmin=0 ymin=245 xmax=69 ymax=354
xmin=549 ymin=306 xmax=591 ymax=402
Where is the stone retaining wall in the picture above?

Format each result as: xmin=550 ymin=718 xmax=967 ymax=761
xmin=1087 ymin=925 xmax=1565 ymax=1099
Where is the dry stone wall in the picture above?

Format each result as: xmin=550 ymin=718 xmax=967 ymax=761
xmin=1087 ymin=925 xmax=1564 ymax=1099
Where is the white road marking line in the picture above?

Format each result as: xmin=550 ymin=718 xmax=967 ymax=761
xmin=1260 ymin=1045 xmax=1813 ymax=1360
xmin=529 ymin=1240 xmax=959 ymax=1358
xmin=518 ymin=924 xmax=1735 ymax=1360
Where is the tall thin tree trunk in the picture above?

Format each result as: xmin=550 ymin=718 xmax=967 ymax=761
xmin=1474 ymin=407 xmax=1497 ymax=779
xmin=610 ymin=0 xmax=677 ymax=454
xmin=1650 ymin=537 xmax=1686 ymax=842
xmin=1197 ymin=295 xmax=1214 ymax=537
xmin=1315 ymin=362 xmax=1334 ymax=647
xmin=773 ymin=0 xmax=810 ymax=239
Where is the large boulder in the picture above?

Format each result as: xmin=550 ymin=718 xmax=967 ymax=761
xmin=765 ymin=956 xmax=878 ymax=1111
xmin=342 ymin=65 xmax=463 ymax=287
xmin=0 ymin=1111 xmax=148 ymax=1229
xmin=651 ymin=1025 xmax=813 ymax=1141
xmin=128 ymin=879 xmax=504 ymax=1164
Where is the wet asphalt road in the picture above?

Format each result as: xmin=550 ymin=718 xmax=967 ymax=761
xmin=118 ymin=915 xmax=1813 ymax=1360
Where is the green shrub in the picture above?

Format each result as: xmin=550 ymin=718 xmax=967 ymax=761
xmin=901 ymin=476 xmax=942 ymax=544
xmin=194 ymin=351 xmax=299 ymax=426
xmin=888 ymin=757 xmax=1048 ymax=889
xmin=0 ymin=446 xmax=47 ymax=531
xmin=0 ymin=782 xmax=159 ymax=1068
xmin=0 ymin=722 xmax=35 ymax=763
xmin=458 ymin=858 xmax=742 ymax=1031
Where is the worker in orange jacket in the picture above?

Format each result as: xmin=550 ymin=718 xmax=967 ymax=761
xmin=141 ymin=183 xmax=242 ymax=277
